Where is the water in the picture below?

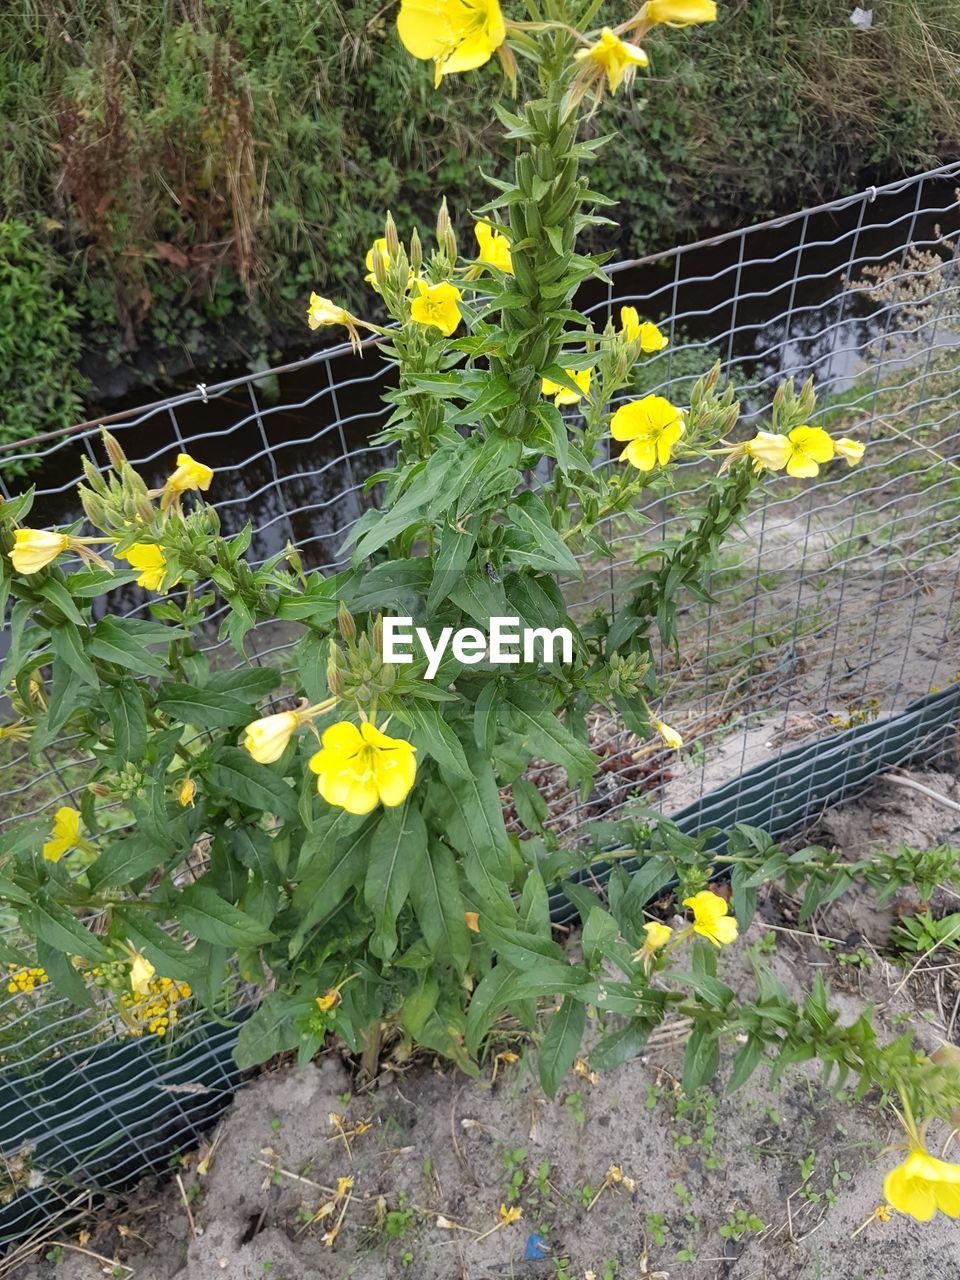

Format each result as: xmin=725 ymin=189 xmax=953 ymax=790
xmin=14 ymin=175 xmax=960 ymax=578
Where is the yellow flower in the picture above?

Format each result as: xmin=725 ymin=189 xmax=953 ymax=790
xmin=498 ymin=1203 xmax=523 ymax=1226
xmin=309 ymin=721 xmax=417 ymax=815
xmin=316 ymin=987 xmax=342 ymax=1013
xmin=742 ymin=430 xmax=792 ymax=474
xmin=541 ymin=368 xmax=591 ymax=407
xmin=116 ymin=543 xmax=178 ymax=592
xmin=884 ymin=1148 xmax=960 ymax=1221
xmin=611 ymin=394 xmax=685 ymax=470
xmin=307 ymin=294 xmax=350 ymax=330
xmin=575 ymin=29 xmax=648 ymax=94
xmin=464 ymin=911 xmax=481 ymax=933
xmin=834 ymin=436 xmax=865 ymax=467
xmin=620 ymin=307 xmax=668 ymax=352
xmin=634 ymin=919 xmax=672 ymax=973
xmin=642 ymin=0 xmax=718 ymax=26
xmin=474 ymin=221 xmax=513 ymax=274
xmin=9 ymin=530 xmax=69 ymax=575
xmin=784 ymin=425 xmax=834 ymax=478
xmin=243 ymin=711 xmax=300 ymax=764
xmin=652 ymin=716 xmax=682 ymax=750
xmin=42 ymin=806 xmax=85 ymax=862
xmin=130 ymin=951 xmax=156 ymax=998
xmin=165 ymin=453 xmax=214 ymax=495
xmin=682 ymin=890 xmax=738 ymax=947
xmin=177 ymin=777 xmax=197 ymax=807
xmin=409 ymin=280 xmax=463 ymax=337
xmin=642 ymin=920 xmax=673 ymax=951
xmin=397 ymin=0 xmax=506 ymax=86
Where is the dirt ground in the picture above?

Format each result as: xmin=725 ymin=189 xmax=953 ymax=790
xmin=8 ymin=765 xmax=960 ymax=1280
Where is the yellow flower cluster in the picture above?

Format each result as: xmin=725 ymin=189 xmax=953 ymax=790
xmin=118 ymin=975 xmax=193 ymax=1038
xmin=8 ymin=452 xmax=213 ymax=590
xmin=7 ymin=966 xmax=49 ymax=995
xmin=734 ymin=426 xmax=865 ymax=479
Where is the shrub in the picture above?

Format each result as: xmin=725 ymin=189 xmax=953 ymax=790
xmin=0 ymin=220 xmax=87 ymax=476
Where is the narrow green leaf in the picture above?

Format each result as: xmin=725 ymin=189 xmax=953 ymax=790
xmin=539 ymin=995 xmax=586 ymax=1097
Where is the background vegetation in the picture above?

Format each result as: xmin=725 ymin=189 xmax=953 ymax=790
xmin=1 ymin=0 xmax=958 ymax=429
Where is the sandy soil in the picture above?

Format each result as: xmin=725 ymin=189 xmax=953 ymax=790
xmin=9 ymin=765 xmax=960 ymax=1280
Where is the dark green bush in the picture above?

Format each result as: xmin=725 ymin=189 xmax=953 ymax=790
xmin=0 ymin=221 xmax=87 ymax=475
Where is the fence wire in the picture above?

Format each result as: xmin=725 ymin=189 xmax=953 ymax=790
xmin=2 ymin=161 xmax=960 ymax=1245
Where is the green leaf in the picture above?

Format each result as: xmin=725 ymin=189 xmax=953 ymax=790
xmin=87 ymin=831 xmax=167 ymax=889
xmin=432 ymin=747 xmax=511 ymax=881
xmin=409 ymin=840 xmax=471 ymax=976
xmin=206 ymin=667 xmax=281 ymax=700
xmin=427 ymin=520 xmax=478 ymax=612
xmin=50 ymin=623 xmax=99 ymax=688
xmin=581 ymin=905 xmax=619 ymax=969
xmin=26 ymin=899 xmax=113 ymax=963
xmin=473 ymin=680 xmax=499 ymax=753
xmin=208 ymin=748 xmax=299 ymax=821
xmin=156 ymin=682 xmax=256 ymax=728
xmin=364 ymin=804 xmax=427 ymax=960
xmin=404 ymin=701 xmax=470 ymax=778
xmin=289 ymin=821 xmax=372 ymax=954
xmin=505 ymin=694 xmax=595 ymax=790
xmin=589 ymin=1021 xmax=652 ymax=1072
xmin=89 ymin=617 xmax=172 ymax=677
xmin=178 ymin=884 xmax=276 ymax=948
xmin=727 ymin=1034 xmax=765 ymax=1093
xmin=37 ymin=578 xmax=85 ymax=625
xmin=682 ymin=1024 xmax=721 ymax=1093
xmin=234 ymin=992 xmax=315 ymax=1069
xmin=102 ymin=682 xmax=148 ymax=765
xmin=114 ymin=912 xmax=203 ymax=984
xmin=504 ymin=492 xmax=581 ymax=576
xmin=36 ymin=939 xmax=95 ymax=1009
xmin=478 ymin=919 xmax=566 ymax=969
xmin=539 ymin=996 xmax=586 ymax=1097
xmin=465 ymin=962 xmax=519 ymax=1054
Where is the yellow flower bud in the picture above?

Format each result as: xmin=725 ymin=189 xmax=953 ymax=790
xmin=9 ymin=529 xmax=69 ymax=575
xmin=307 ymin=293 xmax=351 ymax=330
xmin=243 ymin=711 xmax=300 ymax=764
xmin=177 ymin=777 xmax=197 ymax=807
xmin=643 ymin=0 xmax=717 ymax=26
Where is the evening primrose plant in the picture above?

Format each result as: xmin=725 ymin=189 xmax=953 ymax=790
xmin=1 ymin=0 xmax=955 ymax=1222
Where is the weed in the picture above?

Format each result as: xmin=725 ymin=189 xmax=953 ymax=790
xmin=719 ymin=1209 xmax=765 ymax=1241
xmin=564 ymin=1091 xmax=586 ymax=1128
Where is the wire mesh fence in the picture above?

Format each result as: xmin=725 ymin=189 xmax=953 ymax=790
xmin=2 ymin=160 xmax=960 ymax=1245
